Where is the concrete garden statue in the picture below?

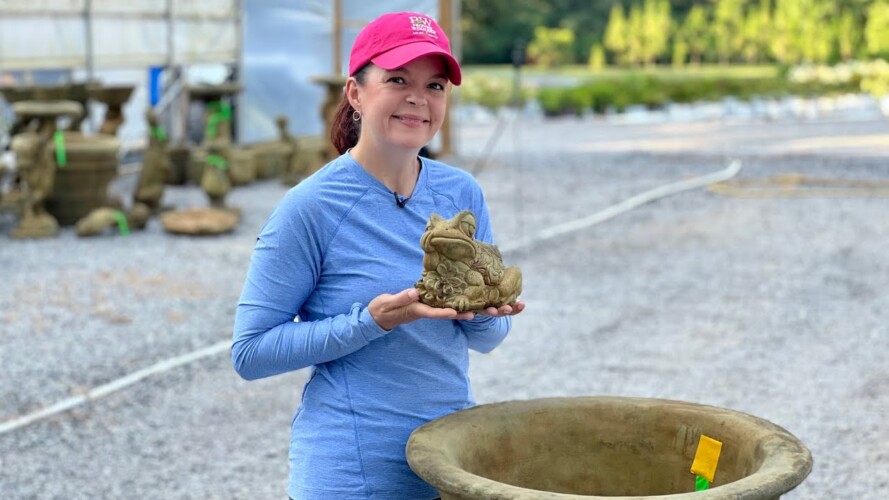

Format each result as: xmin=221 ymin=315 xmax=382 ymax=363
xmin=75 ymin=203 xmax=150 ymax=237
xmin=200 ymin=142 xmax=232 ymax=208
xmin=8 ymin=100 xmax=83 ymax=238
xmin=10 ymin=117 xmax=58 ymax=238
xmin=134 ymin=110 xmax=171 ymax=211
xmin=415 ymin=210 xmax=522 ymax=312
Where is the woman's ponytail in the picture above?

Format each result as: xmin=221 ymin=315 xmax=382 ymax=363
xmin=330 ymin=66 xmax=369 ymax=155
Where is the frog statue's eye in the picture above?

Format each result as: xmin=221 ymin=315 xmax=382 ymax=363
xmin=455 ymin=211 xmax=477 ymax=237
xmin=459 ymin=219 xmax=476 ymax=237
xmin=426 ymin=213 xmax=444 ymax=231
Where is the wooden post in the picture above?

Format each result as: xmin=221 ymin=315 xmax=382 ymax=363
xmin=333 ymin=0 xmax=343 ymax=75
xmin=438 ymin=0 xmax=455 ymax=157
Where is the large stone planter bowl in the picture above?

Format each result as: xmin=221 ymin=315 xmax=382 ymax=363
xmin=229 ymin=148 xmax=256 ymax=186
xmin=250 ymin=141 xmax=292 ymax=179
xmin=406 ymin=397 xmax=812 ymax=500
xmin=46 ymin=132 xmax=120 ymax=225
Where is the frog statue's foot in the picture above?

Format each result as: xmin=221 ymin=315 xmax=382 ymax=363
xmin=12 ymin=211 xmax=59 ymax=239
xmin=496 ymin=266 xmax=523 ymax=307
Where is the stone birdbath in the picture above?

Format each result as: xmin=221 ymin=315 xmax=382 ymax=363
xmin=8 ymin=100 xmax=83 ymax=238
xmin=1 ymin=83 xmax=89 ymax=135
xmin=407 ymin=397 xmax=812 ymax=499
xmin=87 ymin=84 xmax=135 ymax=136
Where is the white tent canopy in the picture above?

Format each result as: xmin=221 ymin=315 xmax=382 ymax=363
xmin=0 ymin=0 xmax=454 ymax=150
xmin=0 ymin=0 xmax=239 ymax=71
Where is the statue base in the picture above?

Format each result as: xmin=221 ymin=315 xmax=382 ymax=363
xmin=12 ymin=212 xmax=59 ymax=239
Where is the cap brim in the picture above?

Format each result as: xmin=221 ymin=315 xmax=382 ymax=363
xmin=371 ymin=41 xmax=462 ymax=86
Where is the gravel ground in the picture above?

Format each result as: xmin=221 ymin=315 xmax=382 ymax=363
xmin=1 ymin=111 xmax=888 ymax=499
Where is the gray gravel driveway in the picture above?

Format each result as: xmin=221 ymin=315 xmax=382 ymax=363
xmin=1 ymin=111 xmax=887 ymax=499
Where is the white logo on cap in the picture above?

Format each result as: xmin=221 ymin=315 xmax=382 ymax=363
xmin=409 ymin=16 xmax=438 ymax=38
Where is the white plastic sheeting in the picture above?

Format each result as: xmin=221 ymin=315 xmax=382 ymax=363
xmin=241 ymin=0 xmax=439 ymax=142
xmin=0 ymin=0 xmax=239 ymax=69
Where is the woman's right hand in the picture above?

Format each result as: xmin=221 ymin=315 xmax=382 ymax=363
xmin=368 ymin=288 xmax=474 ymax=331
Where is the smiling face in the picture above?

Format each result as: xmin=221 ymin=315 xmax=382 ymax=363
xmin=347 ymin=55 xmax=449 ymax=153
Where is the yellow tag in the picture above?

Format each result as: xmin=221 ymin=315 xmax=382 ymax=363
xmin=690 ymin=435 xmax=722 ymax=483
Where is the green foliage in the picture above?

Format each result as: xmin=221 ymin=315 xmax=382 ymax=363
xmin=672 ymin=40 xmax=688 ymax=67
xmin=790 ymin=59 xmax=889 ymax=97
xmin=712 ymin=0 xmax=745 ymax=63
xmin=604 ymin=3 xmax=628 ymax=64
xmin=836 ymin=10 xmax=860 ymax=61
xmin=676 ymin=5 xmax=709 ymax=65
xmin=860 ymin=61 xmax=889 ymax=96
xmin=530 ymin=69 xmax=846 ymax=117
xmin=459 ymin=73 xmax=530 ymax=110
xmin=462 ymin=61 xmax=886 ymax=116
xmin=526 ymin=26 xmax=576 ymax=67
xmin=461 ymin=0 xmax=884 ymax=67
xmin=588 ymin=44 xmax=606 ymax=71
xmin=866 ymin=0 xmax=889 ymax=57
xmin=639 ymin=0 xmax=672 ymax=66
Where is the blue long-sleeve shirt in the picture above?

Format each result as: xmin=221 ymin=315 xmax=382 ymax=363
xmin=232 ymin=152 xmax=511 ymax=499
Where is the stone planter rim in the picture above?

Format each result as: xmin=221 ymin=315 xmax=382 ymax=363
xmin=12 ymin=100 xmax=83 ymax=119
xmin=406 ymin=396 xmax=813 ymax=500
xmin=56 ymin=132 xmax=120 ymax=152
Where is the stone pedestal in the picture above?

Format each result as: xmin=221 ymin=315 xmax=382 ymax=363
xmin=310 ymin=74 xmax=347 ymax=162
xmin=8 ymin=100 xmax=84 ymax=237
xmin=87 ymin=84 xmax=135 ymax=136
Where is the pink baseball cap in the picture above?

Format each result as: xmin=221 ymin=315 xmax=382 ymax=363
xmin=349 ymin=12 xmax=462 ymax=86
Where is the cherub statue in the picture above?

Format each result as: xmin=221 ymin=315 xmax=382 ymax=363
xmin=11 ymin=118 xmax=59 ymax=238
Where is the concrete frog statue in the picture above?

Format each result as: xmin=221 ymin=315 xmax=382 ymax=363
xmin=415 ymin=210 xmax=522 ymax=312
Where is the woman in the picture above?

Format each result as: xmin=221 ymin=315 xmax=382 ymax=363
xmin=232 ymin=11 xmax=524 ymax=499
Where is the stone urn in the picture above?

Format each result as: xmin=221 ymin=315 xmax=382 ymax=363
xmin=251 ymin=141 xmax=291 ymax=179
xmin=46 ymin=132 xmax=121 ymax=225
xmin=250 ymin=115 xmax=294 ymax=179
xmin=280 ymin=135 xmax=326 ymax=186
xmin=406 ymin=397 xmax=812 ymax=499
xmin=310 ymin=74 xmax=347 ymax=162
xmin=228 ymin=148 xmax=256 ymax=186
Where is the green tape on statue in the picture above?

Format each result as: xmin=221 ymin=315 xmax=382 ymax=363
xmin=205 ymin=101 xmax=232 ymax=139
xmin=207 ymin=154 xmax=229 ymax=170
xmin=54 ymin=131 xmax=67 ymax=167
xmin=151 ymin=125 xmax=167 ymax=142
xmin=695 ymin=474 xmax=710 ymax=491
xmin=112 ymin=210 xmax=130 ymax=236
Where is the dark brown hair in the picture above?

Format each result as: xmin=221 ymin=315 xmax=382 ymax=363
xmin=331 ymin=66 xmax=369 ymax=155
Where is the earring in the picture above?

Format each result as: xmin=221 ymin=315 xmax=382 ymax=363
xmin=352 ymin=110 xmax=361 ymax=122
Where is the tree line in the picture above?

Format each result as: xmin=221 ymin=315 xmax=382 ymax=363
xmin=461 ymin=0 xmax=889 ymax=66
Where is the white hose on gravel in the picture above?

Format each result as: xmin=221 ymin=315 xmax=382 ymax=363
xmin=0 ymin=160 xmax=742 ymax=435
xmin=0 ymin=340 xmax=231 ymax=435
xmin=499 ymin=159 xmax=743 ymax=254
